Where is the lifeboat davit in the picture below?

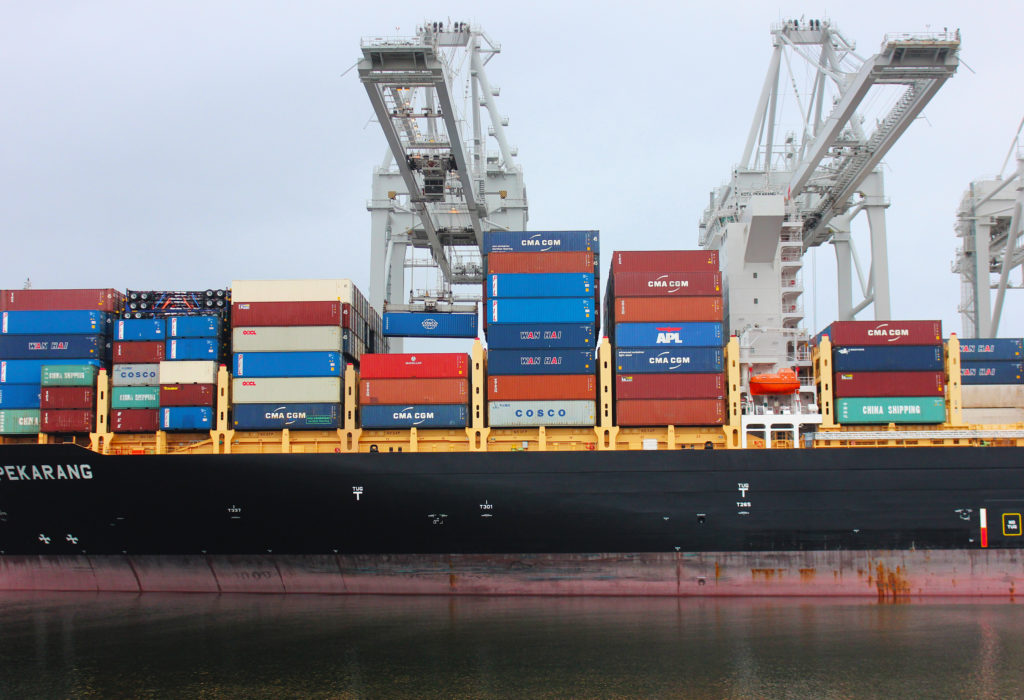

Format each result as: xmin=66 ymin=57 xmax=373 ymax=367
xmin=749 ymin=368 xmax=800 ymax=396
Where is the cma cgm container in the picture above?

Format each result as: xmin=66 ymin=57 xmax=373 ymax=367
xmin=609 ymin=271 xmax=721 ymax=297
xmin=113 ymin=341 xmax=165 ymax=363
xmin=488 ymin=273 xmax=594 ymax=298
xmin=486 ymin=349 xmax=595 ymax=375
xmin=483 ymin=230 xmax=598 ymax=254
xmin=612 ymin=322 xmax=722 ymax=348
xmin=615 ymin=348 xmax=724 ymax=374
xmin=40 ymin=364 xmax=99 ymax=387
xmin=961 ymin=362 xmax=1024 ymax=385
xmin=40 ymin=386 xmax=94 ymax=409
xmin=360 ymin=403 xmax=468 ymax=429
xmin=111 ymin=387 xmax=160 ymax=409
xmin=488 ymin=298 xmax=593 ymax=325
xmin=958 ymin=338 xmax=1023 ymax=361
xmin=159 ymin=384 xmax=215 ymax=406
xmin=488 ymin=400 xmax=596 ymax=427
xmin=110 ymin=409 xmax=159 ymax=433
xmin=232 ymin=403 xmax=340 ymax=430
xmin=3 ymin=359 xmax=99 ymax=384
xmin=0 ymin=409 xmax=40 ymax=434
xmin=613 ymin=297 xmax=723 ymax=323
xmin=833 ymin=371 xmax=945 ymax=398
xmin=111 ymin=364 xmax=159 ymax=387
xmin=615 ymin=373 xmax=725 ymax=400
xmin=166 ymin=338 xmax=218 ymax=360
xmin=116 ymin=318 xmax=165 ymax=341
xmin=832 ymin=345 xmax=943 ymax=372
xmin=484 ymin=323 xmax=595 ymax=349
xmin=233 ymin=352 xmax=341 ymax=378
xmin=230 ymin=279 xmax=354 ymax=304
xmin=615 ymin=399 xmax=725 ymax=426
xmin=360 ymin=378 xmax=468 ymax=405
xmin=816 ymin=320 xmax=942 ymax=347
xmin=836 ymin=396 xmax=946 ymax=424
xmin=231 ymin=377 xmax=341 ymax=404
xmin=2 ymin=310 xmax=111 ymax=335
xmin=382 ymin=313 xmax=478 ymax=338
xmin=161 ymin=406 xmax=213 ymax=431
xmin=487 ymin=374 xmax=596 ymax=401
xmin=611 ymin=250 xmax=718 ymax=273
xmin=159 ymin=361 xmax=217 ymax=385
xmin=168 ymin=316 xmax=221 ymax=338
xmin=40 ymin=409 xmax=93 ymax=433
xmin=0 ymin=288 xmax=123 ymax=312
xmin=0 ymin=385 xmax=41 ymax=409
xmin=487 ymin=252 xmax=595 ymax=275
xmin=0 ymin=334 xmax=108 ymax=360
xmin=231 ymin=301 xmax=341 ymax=327
xmin=232 ymin=326 xmax=343 ymax=353
xmin=360 ymin=353 xmax=468 ymax=379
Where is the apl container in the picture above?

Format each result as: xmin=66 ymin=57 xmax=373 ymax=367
xmin=231 ymin=377 xmax=341 ymax=404
xmin=230 ymin=279 xmax=354 ymax=304
xmin=113 ymin=341 xmax=166 ymax=363
xmin=111 ymin=409 xmax=159 ymax=433
xmin=232 ymin=402 xmax=341 ymax=430
xmin=360 ymin=403 xmax=468 ymax=429
xmin=115 ymin=318 xmax=165 ymax=341
xmin=613 ymin=297 xmax=723 ymax=323
xmin=486 ymin=349 xmax=595 ymax=375
xmin=961 ymin=362 xmax=1024 ymax=385
xmin=487 ymin=251 xmax=595 ymax=274
xmin=1 ymin=310 xmax=112 ymax=335
xmin=484 ymin=230 xmax=599 ymax=254
xmin=611 ymin=250 xmax=718 ymax=273
xmin=609 ymin=271 xmax=721 ymax=297
xmin=168 ymin=316 xmax=221 ymax=338
xmin=0 ymin=334 xmax=108 ymax=360
xmin=233 ymin=352 xmax=341 ymax=378
xmin=0 ymin=288 xmax=124 ymax=312
xmin=158 ymin=361 xmax=217 ymax=385
xmin=615 ymin=399 xmax=725 ymax=426
xmin=487 ymin=400 xmax=596 ymax=427
xmin=487 ymin=374 xmax=596 ymax=401
xmin=615 ymin=347 xmax=724 ymax=374
xmin=836 ymin=397 xmax=946 ymax=424
xmin=40 ymin=363 xmax=100 ymax=387
xmin=111 ymin=386 xmax=160 ymax=409
xmin=360 ymin=378 xmax=469 ymax=404
xmin=0 ymin=384 xmax=41 ymax=409
xmin=40 ymin=409 xmax=93 ymax=433
xmin=0 ymin=409 xmax=40 ymax=434
xmin=359 ymin=353 xmax=469 ymax=379
xmin=615 ymin=373 xmax=725 ymax=400
xmin=161 ymin=406 xmax=213 ymax=431
xmin=833 ymin=371 xmax=945 ymax=397
xmin=832 ymin=345 xmax=944 ymax=372
xmin=816 ymin=320 xmax=942 ymax=347
xmin=3 ymin=359 xmax=99 ymax=384
xmin=111 ymin=364 xmax=160 ymax=387
xmin=231 ymin=301 xmax=342 ymax=327
xmin=159 ymin=384 xmax=215 ymax=406
xmin=488 ymin=298 xmax=594 ymax=325
xmin=40 ymin=386 xmax=94 ymax=409
xmin=613 ymin=322 xmax=723 ymax=348
xmin=166 ymin=338 xmax=218 ymax=360
xmin=488 ymin=273 xmax=594 ymax=298
xmin=232 ymin=326 xmax=343 ymax=353
xmin=383 ymin=312 xmax=478 ymax=338
xmin=484 ymin=323 xmax=595 ymax=349
xmin=957 ymin=338 xmax=1024 ymax=361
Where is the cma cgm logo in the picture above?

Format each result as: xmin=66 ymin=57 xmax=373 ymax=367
xmin=421 ymin=319 xmax=439 ymax=330
xmin=867 ymin=323 xmax=911 ymax=342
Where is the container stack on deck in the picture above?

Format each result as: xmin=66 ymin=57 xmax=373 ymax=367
xmin=818 ymin=320 xmax=946 ymax=424
xmin=40 ymin=363 xmax=99 ymax=433
xmin=483 ymin=231 xmax=600 ymax=427
xmin=607 ymin=251 xmax=726 ymax=426
xmin=957 ymin=338 xmax=1024 ymax=424
xmin=358 ymin=353 xmax=470 ymax=428
xmin=111 ymin=318 xmax=165 ymax=432
xmin=160 ymin=314 xmax=222 ymax=432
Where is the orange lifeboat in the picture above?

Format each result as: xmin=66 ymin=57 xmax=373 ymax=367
xmin=749 ymin=368 xmax=800 ymax=396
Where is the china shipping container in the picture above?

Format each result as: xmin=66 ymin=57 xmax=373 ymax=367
xmin=836 ymin=396 xmax=946 ymax=424
xmin=815 ymin=320 xmax=942 ymax=347
xmin=487 ymin=251 xmax=595 ymax=275
xmin=611 ymin=250 xmax=718 ymax=273
xmin=40 ymin=364 xmax=99 ymax=387
xmin=230 ymin=279 xmax=354 ymax=304
xmin=360 ymin=403 xmax=468 ymax=429
xmin=111 ymin=386 xmax=160 ymax=409
xmin=159 ymin=384 xmax=215 ymax=406
xmin=487 ymin=400 xmax=596 ymax=427
xmin=957 ymin=338 xmax=1024 ymax=361
xmin=487 ymin=273 xmax=594 ymax=298
xmin=2 ymin=310 xmax=112 ymax=335
xmin=0 ymin=384 xmax=41 ymax=409
xmin=232 ymin=326 xmax=343 ymax=353
xmin=488 ymin=298 xmax=594 ymax=325
xmin=0 ymin=288 xmax=124 ymax=313
xmin=833 ymin=371 xmax=945 ymax=398
xmin=161 ymin=406 xmax=213 ymax=431
xmin=110 ymin=409 xmax=159 ymax=433
xmin=608 ymin=271 xmax=721 ymax=297
xmin=612 ymin=322 xmax=723 ymax=348
xmin=486 ymin=349 xmax=595 ymax=375
xmin=614 ymin=373 xmax=725 ymax=400
xmin=40 ymin=386 xmax=94 ymax=410
xmin=233 ymin=352 xmax=341 ymax=378
xmin=231 ymin=402 xmax=341 ymax=430
xmin=3 ymin=359 xmax=99 ymax=385
xmin=483 ymin=230 xmax=599 ymax=254
xmin=613 ymin=297 xmax=723 ymax=323
xmin=159 ymin=361 xmax=218 ymax=385
xmin=168 ymin=316 xmax=221 ymax=338
xmin=961 ymin=362 xmax=1024 ymax=385
xmin=615 ymin=399 xmax=725 ymax=426
xmin=111 ymin=364 xmax=160 ymax=387
xmin=113 ymin=341 xmax=166 ymax=363
xmin=360 ymin=378 xmax=469 ymax=404
xmin=382 ymin=313 xmax=478 ymax=338
xmin=614 ymin=347 xmax=724 ymax=374
xmin=230 ymin=301 xmax=341 ymax=327
xmin=0 ymin=334 xmax=108 ymax=360
xmin=231 ymin=376 xmax=341 ymax=404
xmin=0 ymin=409 xmax=40 ymax=434
xmin=359 ymin=353 xmax=469 ymax=379
xmin=166 ymin=338 xmax=218 ymax=360
xmin=40 ymin=409 xmax=93 ymax=433
xmin=831 ymin=345 xmax=944 ymax=372
xmin=116 ymin=318 xmax=165 ymax=341
xmin=487 ymin=374 xmax=596 ymax=401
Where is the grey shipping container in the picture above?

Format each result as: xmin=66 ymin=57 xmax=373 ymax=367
xmin=232 ymin=326 xmax=343 ymax=353
xmin=231 ymin=376 xmax=342 ymax=404
xmin=487 ymin=400 xmax=596 ymax=427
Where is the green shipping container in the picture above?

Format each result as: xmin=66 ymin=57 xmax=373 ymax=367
xmin=111 ymin=386 xmax=160 ymax=409
xmin=41 ymin=364 xmax=99 ymax=387
xmin=836 ymin=397 xmax=946 ymax=425
xmin=0 ymin=409 xmax=40 ymax=434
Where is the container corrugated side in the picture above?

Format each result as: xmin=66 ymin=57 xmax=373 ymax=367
xmin=961 ymin=385 xmax=1024 ymax=408
xmin=232 ymin=326 xmax=343 ymax=353
xmin=609 ymin=271 xmax=721 ymax=297
xmin=111 ymin=386 xmax=160 ymax=409
xmin=360 ymin=378 xmax=468 ymax=404
xmin=382 ymin=313 xmax=478 ymax=338
xmin=961 ymin=362 xmax=1024 ymax=385
xmin=3 ymin=360 xmax=99 ymax=385
xmin=359 ymin=353 xmax=469 ymax=379
xmin=487 ymin=374 xmax=596 ymax=401
xmin=360 ymin=403 xmax=468 ymax=429
xmin=836 ymin=397 xmax=946 ymax=424
xmin=615 ymin=399 xmax=725 ymax=426
xmin=0 ymin=288 xmax=124 ymax=312
xmin=0 ymin=334 xmax=108 ymax=360
xmin=158 ymin=360 xmax=217 ymax=385
xmin=111 ymin=409 xmax=159 ymax=433
xmin=615 ymin=373 xmax=725 ymax=400
xmin=233 ymin=352 xmax=341 ymax=378
xmin=113 ymin=341 xmax=166 ymax=363
xmin=614 ymin=297 xmax=723 ymax=323
xmin=165 ymin=339 xmax=218 ymax=360
xmin=231 ymin=377 xmax=341 ymax=404
xmin=232 ymin=403 xmax=340 ymax=430
xmin=486 ymin=349 xmax=595 ymax=375
xmin=0 ymin=409 xmax=40 ymax=434
xmin=483 ymin=230 xmax=598 ymax=254
xmin=611 ymin=250 xmax=718 ymax=273
xmin=230 ymin=279 xmax=354 ymax=304
xmin=168 ymin=316 xmax=221 ymax=338
xmin=833 ymin=371 xmax=945 ymax=397
xmin=2 ymin=310 xmax=112 ymax=335
xmin=815 ymin=320 xmax=942 ymax=347
xmin=111 ymin=364 xmax=160 ymax=387
xmin=0 ymin=384 xmax=41 ymax=409
xmin=488 ymin=273 xmax=594 ymax=298
xmin=231 ymin=301 xmax=341 ymax=327
xmin=488 ymin=298 xmax=594 ymax=325
xmin=485 ymin=323 xmax=595 ymax=349
xmin=159 ymin=384 xmax=215 ymax=406
xmin=612 ymin=322 xmax=722 ymax=348
xmin=958 ymin=338 xmax=1024 ymax=362
xmin=41 ymin=409 xmax=94 ymax=432
xmin=487 ymin=400 xmax=596 ymax=427
xmin=40 ymin=364 xmax=99 ymax=387
xmin=40 ymin=386 xmax=94 ymax=410
xmin=160 ymin=406 xmax=214 ymax=431
xmin=831 ymin=345 xmax=944 ymax=372
xmin=487 ymin=251 xmax=595 ymax=274
xmin=615 ymin=347 xmax=724 ymax=373
xmin=115 ymin=318 xmax=165 ymax=341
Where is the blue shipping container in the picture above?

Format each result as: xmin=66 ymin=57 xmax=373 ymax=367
xmin=832 ymin=345 xmax=943 ymax=372
xmin=613 ymin=322 xmax=723 ymax=348
xmin=485 ymin=323 xmax=595 ymax=349
xmin=168 ymin=316 xmax=221 ymax=338
xmin=232 ymin=403 xmax=341 ymax=430
xmin=0 ymin=334 xmax=108 ymax=360
xmin=116 ymin=318 xmax=165 ymax=341
xmin=1 ymin=359 xmax=100 ymax=384
xmin=161 ymin=406 xmax=214 ymax=431
xmin=615 ymin=347 xmax=724 ymax=374
xmin=0 ymin=384 xmax=41 ymax=409
xmin=1 ymin=310 xmax=112 ymax=335
xmin=957 ymin=338 xmax=1023 ymax=362
xmin=233 ymin=352 xmax=342 ymax=378
xmin=488 ymin=273 xmax=594 ymax=298
xmin=360 ymin=403 xmax=468 ymax=429
xmin=166 ymin=338 xmax=219 ymax=360
xmin=383 ymin=312 xmax=478 ymax=338
xmin=488 ymin=298 xmax=594 ymax=325
xmin=486 ymin=349 xmax=595 ymax=375
xmin=483 ymin=230 xmax=599 ymax=254
xmin=961 ymin=361 xmax=1024 ymax=385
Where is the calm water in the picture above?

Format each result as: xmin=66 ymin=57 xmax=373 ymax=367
xmin=1 ymin=594 xmax=1022 ymax=698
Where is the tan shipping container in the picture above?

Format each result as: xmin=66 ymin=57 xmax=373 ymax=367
xmin=231 ymin=376 xmax=342 ymax=404
xmin=961 ymin=385 xmax=1024 ymax=408
xmin=159 ymin=360 xmax=218 ymax=385
xmin=232 ymin=326 xmax=343 ymax=353
xmin=230 ymin=279 xmax=354 ymax=304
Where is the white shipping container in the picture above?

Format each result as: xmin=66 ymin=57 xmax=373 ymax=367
xmin=111 ymin=363 xmax=160 ymax=387
xmin=961 ymin=385 xmax=1024 ymax=408
xmin=487 ymin=400 xmax=596 ymax=427
xmin=232 ymin=326 xmax=343 ymax=353
xmin=962 ymin=407 xmax=1024 ymax=424
xmin=231 ymin=376 xmax=342 ymax=404
xmin=230 ymin=279 xmax=354 ymax=304
xmin=159 ymin=360 xmax=218 ymax=385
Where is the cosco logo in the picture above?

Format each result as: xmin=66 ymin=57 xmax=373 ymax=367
xmin=242 ymin=381 xmax=256 ymax=386
xmin=514 ymin=408 xmax=567 ymax=418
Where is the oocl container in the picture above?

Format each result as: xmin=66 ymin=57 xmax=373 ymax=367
xmin=484 ymin=323 xmax=595 ymax=349
xmin=833 ymin=371 xmax=945 ymax=398
xmin=40 ymin=386 xmax=94 ymax=410
xmin=360 ymin=378 xmax=468 ymax=404
xmin=483 ymin=230 xmax=598 ymax=254
xmin=230 ymin=301 xmax=341 ymax=327
xmin=360 ymin=403 xmax=468 ymax=429
xmin=836 ymin=396 xmax=946 ymax=424
xmin=168 ymin=316 xmax=221 ymax=338
xmin=609 ymin=271 xmax=721 ymax=297
xmin=611 ymin=250 xmax=718 ymax=273
xmin=231 ymin=402 xmax=340 ymax=430
xmin=161 ymin=406 xmax=213 ymax=431
xmin=487 ymin=400 xmax=596 ymax=427
xmin=816 ymin=320 xmax=942 ymax=347
xmin=111 ymin=364 xmax=160 ymax=387
xmin=113 ymin=341 xmax=166 ymax=363
xmin=111 ymin=387 xmax=160 ymax=409
xmin=232 ymin=326 xmax=343 ymax=353
xmin=615 ymin=373 xmax=725 ymax=400
xmin=4 ymin=360 xmax=99 ymax=385
xmin=1 ymin=310 xmax=112 ymax=335
xmin=359 ymin=353 xmax=469 ymax=379
xmin=614 ymin=347 xmax=724 ymax=374
xmin=831 ymin=345 xmax=944 ymax=372
xmin=166 ymin=339 xmax=218 ymax=360
xmin=486 ymin=251 xmax=595 ymax=274
xmin=111 ymin=409 xmax=159 ymax=433
xmin=612 ymin=322 xmax=723 ymax=348
xmin=230 ymin=279 xmax=354 ymax=304
xmin=615 ymin=399 xmax=725 ymax=426
xmin=158 ymin=361 xmax=217 ymax=385
xmin=159 ymin=384 xmax=215 ymax=406
xmin=958 ymin=338 xmax=1024 ymax=362
xmin=40 ymin=364 xmax=100 ymax=387
xmin=961 ymin=362 xmax=1024 ymax=385
xmin=487 ymin=273 xmax=594 ymax=298
xmin=115 ymin=318 xmax=165 ymax=341
xmin=382 ymin=312 xmax=478 ymax=338
xmin=488 ymin=298 xmax=594 ymax=325
xmin=231 ymin=376 xmax=341 ymax=404
xmin=487 ymin=374 xmax=596 ymax=401
xmin=40 ymin=409 xmax=93 ymax=433
xmin=0 ymin=288 xmax=124 ymax=312
xmin=486 ymin=349 xmax=595 ymax=375
xmin=0 ymin=334 xmax=108 ymax=360
xmin=613 ymin=297 xmax=723 ymax=323
xmin=233 ymin=352 xmax=341 ymax=378
xmin=0 ymin=384 xmax=41 ymax=409
xmin=0 ymin=409 xmax=40 ymax=434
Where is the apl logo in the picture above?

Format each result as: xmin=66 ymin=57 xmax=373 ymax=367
xmin=421 ymin=319 xmax=439 ymax=330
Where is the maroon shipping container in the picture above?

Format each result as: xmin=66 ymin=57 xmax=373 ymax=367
xmin=487 ymin=251 xmax=595 ymax=274
xmin=160 ymin=383 xmax=216 ymax=406
xmin=231 ymin=301 xmax=341 ymax=327
xmin=611 ymin=271 xmax=722 ymax=297
xmin=487 ymin=374 xmax=597 ymax=401
xmin=341 ymin=303 xmax=361 ymax=331
xmin=111 ymin=409 xmax=159 ymax=433
xmin=833 ymin=371 xmax=945 ymax=398
xmin=360 ymin=378 xmax=468 ymax=404
xmin=614 ymin=297 xmax=723 ymax=323
xmin=615 ymin=373 xmax=724 ymax=400
xmin=819 ymin=320 xmax=942 ymax=347
xmin=359 ymin=353 xmax=469 ymax=379
xmin=615 ymin=399 xmax=725 ymax=426
xmin=40 ymin=386 xmax=95 ymax=410
xmin=611 ymin=251 xmax=719 ymax=273
xmin=114 ymin=341 xmax=166 ymax=363
xmin=40 ymin=409 xmax=94 ymax=433
xmin=0 ymin=288 xmax=124 ymax=312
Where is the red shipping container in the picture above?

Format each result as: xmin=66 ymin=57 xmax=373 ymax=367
xmin=615 ymin=399 xmax=725 ymax=426
xmin=231 ymin=301 xmax=341 ymax=327
xmin=114 ymin=341 xmax=166 ymax=363
xmin=611 ymin=251 xmax=718 ymax=273
xmin=487 ymin=374 xmax=597 ymax=401
xmin=0 ymin=288 xmax=124 ymax=312
xmin=611 ymin=271 xmax=722 ymax=297
xmin=615 ymin=373 xmax=724 ymax=400
xmin=359 ymin=353 xmax=469 ymax=378
xmin=40 ymin=386 xmax=95 ymax=410
xmin=360 ymin=378 xmax=468 ymax=404
xmin=487 ymin=251 xmax=595 ymax=274
xmin=818 ymin=320 xmax=942 ymax=347
xmin=614 ymin=297 xmax=723 ymax=322
xmin=111 ymin=409 xmax=159 ymax=433
xmin=833 ymin=371 xmax=945 ymax=398
xmin=40 ymin=409 xmax=94 ymax=433
xmin=160 ymin=383 xmax=216 ymax=406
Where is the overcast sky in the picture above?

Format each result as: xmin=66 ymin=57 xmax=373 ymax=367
xmin=3 ymin=1 xmax=1023 ymax=341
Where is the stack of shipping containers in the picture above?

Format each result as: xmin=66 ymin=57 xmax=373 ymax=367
xmin=957 ymin=338 xmax=1024 ymax=424
xmin=111 ymin=318 xmax=165 ymax=432
xmin=358 ymin=353 xmax=470 ymax=429
xmin=40 ymin=363 xmax=99 ymax=433
xmin=484 ymin=231 xmax=600 ymax=427
xmin=607 ymin=251 xmax=725 ymax=426
xmin=160 ymin=315 xmax=221 ymax=431
xmin=818 ymin=320 xmax=946 ymax=424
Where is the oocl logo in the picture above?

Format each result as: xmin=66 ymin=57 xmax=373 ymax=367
xmin=242 ymin=381 xmax=256 ymax=386
xmin=242 ymin=330 xmax=257 ymax=335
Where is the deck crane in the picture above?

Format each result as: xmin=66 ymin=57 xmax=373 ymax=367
xmin=358 ymin=22 xmax=527 ymax=347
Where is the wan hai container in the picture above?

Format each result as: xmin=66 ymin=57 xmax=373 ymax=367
xmin=816 ymin=320 xmax=942 ymax=347
xmin=0 ymin=288 xmax=124 ymax=312
xmin=832 ymin=345 xmax=943 ymax=372
xmin=611 ymin=250 xmax=718 ymax=273
xmin=3 ymin=359 xmax=99 ymax=385
xmin=487 ymin=252 xmax=595 ymax=275
xmin=232 ymin=403 xmax=340 ymax=430
xmin=0 ymin=334 xmax=108 ymax=360
xmin=360 ymin=353 xmax=468 ymax=379
xmin=486 ymin=349 xmax=595 ymax=375
xmin=484 ymin=323 xmax=595 ymax=349
xmin=2 ymin=310 xmax=112 ymax=335
xmin=487 ymin=400 xmax=596 ymax=427
xmin=231 ymin=377 xmax=341 ymax=404
xmin=488 ymin=298 xmax=593 ymax=325
xmin=615 ymin=348 xmax=724 ymax=374
xmin=231 ymin=301 xmax=341 ymax=327
xmin=487 ymin=273 xmax=594 ymax=298
xmin=483 ymin=230 xmax=598 ymax=254
xmin=958 ymin=339 xmax=1024 ymax=361
xmin=232 ymin=326 xmax=343 ymax=353
xmin=961 ymin=362 xmax=1024 ymax=385
xmin=360 ymin=403 xmax=468 ymax=429
xmin=382 ymin=312 xmax=478 ymax=338
xmin=615 ymin=399 xmax=725 ymax=426
xmin=609 ymin=271 xmax=721 ymax=297
xmin=836 ymin=397 xmax=946 ymax=424
xmin=833 ymin=371 xmax=945 ymax=398
xmin=615 ymin=373 xmax=725 ymax=400
xmin=613 ymin=297 xmax=723 ymax=323
xmin=613 ymin=322 xmax=722 ymax=348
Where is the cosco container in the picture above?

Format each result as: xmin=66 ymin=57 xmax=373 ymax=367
xmin=360 ymin=378 xmax=468 ymax=404
xmin=230 ymin=279 xmax=354 ymax=304
xmin=168 ymin=316 xmax=221 ymax=338
xmin=611 ymin=250 xmax=718 ymax=273
xmin=488 ymin=298 xmax=594 ymax=325
xmin=0 ymin=384 xmax=41 ymax=409
xmin=487 ymin=273 xmax=594 ymax=298
xmin=40 ymin=409 xmax=94 ymax=433
xmin=487 ymin=374 xmax=596 ymax=401
xmin=483 ymin=230 xmax=598 ymax=254
xmin=233 ymin=352 xmax=341 ymax=378
xmin=834 ymin=371 xmax=945 ymax=397
xmin=231 ymin=301 xmax=342 ymax=327
xmin=40 ymin=386 xmax=94 ymax=409
xmin=159 ymin=384 xmax=215 ymax=406
xmin=487 ymin=400 xmax=596 ymax=427
xmin=615 ymin=399 xmax=725 ymax=426
xmin=359 ymin=353 xmax=469 ymax=379
xmin=111 ymin=386 xmax=160 ymax=409
xmin=359 ymin=403 xmax=468 ymax=429
xmin=231 ymin=377 xmax=341 ymax=404
xmin=613 ymin=322 xmax=722 ymax=348
xmin=486 ymin=349 xmax=595 ymax=375
xmin=613 ymin=297 xmax=723 ymax=323
xmin=957 ymin=338 xmax=1024 ymax=362
xmin=1 ymin=310 xmax=111 ymax=335
xmin=961 ymin=362 xmax=1024 ymax=385
xmin=609 ymin=271 xmax=721 ymax=297
xmin=484 ymin=323 xmax=595 ymax=349
xmin=615 ymin=347 xmax=724 ymax=374
xmin=383 ymin=312 xmax=478 ymax=338
xmin=160 ymin=406 xmax=213 ymax=431
xmin=487 ymin=251 xmax=595 ymax=274
xmin=0 ymin=334 xmax=108 ymax=360
xmin=3 ymin=359 xmax=99 ymax=384
xmin=231 ymin=402 xmax=340 ymax=430
xmin=232 ymin=326 xmax=343 ymax=353
xmin=615 ymin=373 xmax=725 ymax=400
xmin=816 ymin=320 xmax=942 ymax=347
xmin=116 ymin=318 xmax=165 ymax=341
xmin=158 ymin=361 xmax=217 ymax=385
xmin=111 ymin=364 xmax=160 ymax=387
xmin=40 ymin=363 xmax=99 ymax=387
xmin=113 ymin=341 xmax=165 ymax=363
xmin=0 ymin=288 xmax=124 ymax=312
xmin=111 ymin=409 xmax=159 ymax=433
xmin=0 ymin=409 xmax=40 ymax=434
xmin=836 ymin=396 xmax=946 ymax=424
xmin=832 ymin=345 xmax=943 ymax=372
